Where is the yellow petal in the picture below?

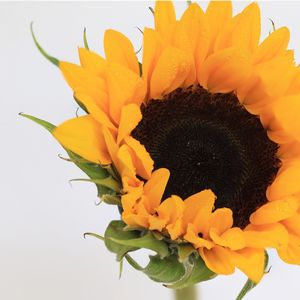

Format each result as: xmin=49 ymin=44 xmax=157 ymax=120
xmin=102 ymin=126 xmax=118 ymax=166
xmin=150 ymin=46 xmax=192 ymax=99
xmin=281 ymin=213 xmax=300 ymax=236
xmin=53 ymin=115 xmax=110 ymax=164
xmin=143 ymin=168 xmax=170 ymax=214
xmin=267 ymin=163 xmax=300 ymax=200
xmin=176 ymin=3 xmax=209 ymax=86
xmin=157 ymin=195 xmax=185 ymax=224
xmin=122 ymin=175 xmax=143 ymax=194
xmin=122 ymin=212 xmax=149 ymax=228
xmin=117 ymin=144 xmax=136 ymax=179
xmin=117 ymin=104 xmax=142 ymax=145
xmin=209 ymin=208 xmax=233 ymax=234
xmin=250 ymin=196 xmax=299 ymax=225
xmin=148 ymin=215 xmax=167 ymax=231
xmin=124 ymin=136 xmax=154 ymax=180
xmin=244 ymin=223 xmax=289 ymax=248
xmin=149 ymin=196 xmax=184 ymax=234
xmin=172 ymin=22 xmax=196 ymax=87
xmin=214 ymin=3 xmax=260 ymax=53
xmin=277 ymin=233 xmax=300 ymax=265
xmin=180 ymin=3 xmax=206 ymax=52
xmin=166 ymin=217 xmax=185 ymax=240
xmin=271 ymin=94 xmax=300 ymax=142
xmin=231 ymin=248 xmax=265 ymax=283
xmin=288 ymin=66 xmax=300 ymax=95
xmin=106 ymin=63 xmax=146 ymax=123
xmin=183 ymin=190 xmax=216 ymax=226
xmin=104 ymin=29 xmax=139 ymax=74
xmin=121 ymin=184 xmax=144 ymax=212
xmin=78 ymin=48 xmax=106 ymax=76
xmin=209 ymin=227 xmax=246 ymax=250
xmin=277 ymin=141 xmax=300 ymax=161
xmin=253 ymin=27 xmax=290 ymax=64
xmin=75 ymin=93 xmax=116 ymax=130
xmin=142 ymin=28 xmax=163 ymax=97
xmin=199 ymin=246 xmax=235 ymax=275
xmin=198 ymin=47 xmax=252 ymax=93
xmin=184 ymin=224 xmax=214 ymax=249
xmin=248 ymin=57 xmax=297 ymax=103
xmin=154 ymin=1 xmax=176 ymax=41
xmin=60 ymin=62 xmax=107 ymax=107
xmin=205 ymin=0 xmax=232 ymax=54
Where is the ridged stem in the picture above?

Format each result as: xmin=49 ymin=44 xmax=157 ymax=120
xmin=174 ymin=285 xmax=198 ymax=300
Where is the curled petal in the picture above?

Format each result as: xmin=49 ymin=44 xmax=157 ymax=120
xmin=117 ymin=144 xmax=136 ymax=179
xmin=143 ymin=168 xmax=170 ymax=214
xmin=157 ymin=195 xmax=185 ymax=224
xmin=124 ymin=136 xmax=154 ymax=180
xmin=209 ymin=208 xmax=233 ymax=234
xmin=209 ymin=227 xmax=246 ymax=250
xmin=117 ymin=104 xmax=142 ymax=145
xmin=183 ymin=190 xmax=216 ymax=227
xmin=199 ymin=246 xmax=235 ymax=275
xmin=184 ymin=224 xmax=214 ymax=250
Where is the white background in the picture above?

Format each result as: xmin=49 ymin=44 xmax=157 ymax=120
xmin=2 ymin=1 xmax=300 ymax=299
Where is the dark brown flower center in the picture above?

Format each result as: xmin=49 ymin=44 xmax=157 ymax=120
xmin=132 ymin=86 xmax=280 ymax=228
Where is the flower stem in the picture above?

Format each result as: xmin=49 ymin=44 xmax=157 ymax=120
xmin=174 ymin=285 xmax=197 ymax=300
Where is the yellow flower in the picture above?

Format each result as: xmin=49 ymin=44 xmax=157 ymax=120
xmin=51 ymin=1 xmax=300 ymax=284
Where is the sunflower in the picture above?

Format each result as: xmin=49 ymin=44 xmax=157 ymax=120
xmin=30 ymin=0 xmax=300 ymax=288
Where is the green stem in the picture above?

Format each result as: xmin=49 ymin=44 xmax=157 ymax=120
xmin=174 ymin=285 xmax=198 ymax=300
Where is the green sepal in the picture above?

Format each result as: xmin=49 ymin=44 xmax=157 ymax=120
xmin=20 ymin=113 xmax=119 ymax=198
xmin=83 ymin=27 xmax=90 ymax=50
xmin=149 ymin=6 xmax=154 ymax=16
xmin=104 ymin=221 xmax=140 ymax=261
xmin=177 ymin=244 xmax=196 ymax=263
xmin=30 ymin=22 xmax=60 ymax=67
xmin=101 ymin=194 xmax=121 ymax=205
xmin=125 ymin=254 xmax=185 ymax=284
xmin=145 ymin=255 xmax=186 ymax=283
xmin=166 ymin=254 xmax=216 ymax=289
xmin=138 ymin=62 xmax=143 ymax=77
xmin=235 ymin=251 xmax=270 ymax=300
xmin=19 ymin=113 xmax=55 ymax=133
xmin=119 ymin=259 xmax=124 ymax=279
xmin=69 ymin=176 xmax=121 ymax=193
xmin=84 ymin=232 xmax=105 ymax=241
xmin=107 ymin=221 xmax=169 ymax=259
xmin=73 ymin=94 xmax=88 ymax=113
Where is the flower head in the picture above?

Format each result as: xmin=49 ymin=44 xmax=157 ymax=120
xmin=26 ymin=0 xmax=300 ymax=296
